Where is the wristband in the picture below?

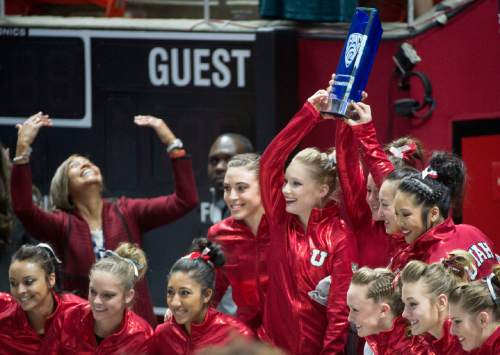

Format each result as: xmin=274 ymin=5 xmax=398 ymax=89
xmin=166 ymin=138 xmax=183 ymax=153
xmin=13 ymin=146 xmax=32 ymax=163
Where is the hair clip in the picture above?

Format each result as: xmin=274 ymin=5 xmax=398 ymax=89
xmin=442 ymin=256 xmax=467 ymax=280
xmin=186 ymin=250 xmax=214 ymax=268
xmin=36 ymin=243 xmax=62 ymax=264
xmin=485 ymin=273 xmax=500 ymax=305
xmin=389 ymin=142 xmax=416 ymax=162
xmin=391 ymin=272 xmax=401 ymax=291
xmin=104 ymin=250 xmax=139 ymax=278
xmin=422 ymin=166 xmax=438 ymax=179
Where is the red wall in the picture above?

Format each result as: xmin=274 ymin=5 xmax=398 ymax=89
xmin=297 ymin=0 xmax=500 ymax=152
xmin=297 ymin=0 xmax=500 ymax=236
xmin=462 ymin=134 xmax=500 ymax=243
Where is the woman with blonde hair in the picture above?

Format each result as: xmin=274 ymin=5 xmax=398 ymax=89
xmin=347 ymin=267 xmax=427 ymax=354
xmin=400 ymin=250 xmax=473 ymax=354
xmin=11 ymin=112 xmax=198 ymax=324
xmin=449 ymin=264 xmax=500 ymax=353
xmin=257 ymin=87 xmax=357 ymax=354
xmin=208 ymin=153 xmax=270 ymax=330
xmin=42 ymin=242 xmax=152 ymax=353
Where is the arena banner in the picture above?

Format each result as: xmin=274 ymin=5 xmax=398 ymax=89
xmin=0 ymin=28 xmax=255 ymax=128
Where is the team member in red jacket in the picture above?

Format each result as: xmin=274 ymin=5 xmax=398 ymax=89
xmin=42 ymin=242 xmax=153 ymax=354
xmin=257 ymin=90 xmax=358 ymax=354
xmin=148 ymin=238 xmax=254 ymax=354
xmin=390 ymin=173 xmax=496 ymax=278
xmin=449 ymin=264 xmax=500 ymax=354
xmin=0 ymin=243 xmax=83 ymax=354
xmin=207 ymin=153 xmax=269 ymax=330
xmin=400 ymin=253 xmax=473 ymax=355
xmin=347 ymin=266 xmax=428 ymax=355
xmin=336 ymin=100 xmax=422 ymax=267
xmin=11 ymin=112 xmax=198 ymax=325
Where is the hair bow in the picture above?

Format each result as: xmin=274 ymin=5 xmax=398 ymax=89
xmin=389 ymin=142 xmax=416 ymax=162
xmin=421 ymin=166 xmax=438 ymax=179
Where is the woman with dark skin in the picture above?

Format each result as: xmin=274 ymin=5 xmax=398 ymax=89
xmin=148 ymin=238 xmax=253 ymax=354
xmin=11 ymin=112 xmax=198 ymax=325
xmin=0 ymin=243 xmax=83 ymax=354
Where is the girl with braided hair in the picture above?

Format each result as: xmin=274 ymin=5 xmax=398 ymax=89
xmin=347 ymin=267 xmax=427 ymax=354
xmin=336 ymin=88 xmax=423 ymax=268
xmin=1 ymin=243 xmax=84 ymax=354
xmin=449 ymin=264 xmax=500 ymax=353
xmin=390 ymin=174 xmax=496 ymax=278
xmin=400 ymin=250 xmax=473 ymax=354
xmin=258 ymin=86 xmax=357 ymax=354
xmin=147 ymin=238 xmax=253 ymax=354
xmin=42 ymin=242 xmax=153 ymax=354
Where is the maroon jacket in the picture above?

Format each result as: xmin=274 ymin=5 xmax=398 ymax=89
xmin=208 ymin=216 xmax=270 ymax=330
xmin=389 ymin=218 xmax=496 ymax=280
xmin=336 ymin=120 xmax=406 ymax=268
xmin=0 ymin=292 xmax=83 ymax=354
xmin=258 ymin=102 xmax=358 ymax=354
xmin=41 ymin=302 xmax=153 ymax=354
xmin=11 ymin=156 xmax=198 ymax=325
xmin=147 ymin=307 xmax=254 ymax=354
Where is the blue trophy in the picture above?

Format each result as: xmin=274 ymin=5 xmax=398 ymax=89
xmin=322 ymin=8 xmax=383 ymax=117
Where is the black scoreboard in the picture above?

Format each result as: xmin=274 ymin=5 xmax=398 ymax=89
xmin=0 ymin=26 xmax=297 ymax=307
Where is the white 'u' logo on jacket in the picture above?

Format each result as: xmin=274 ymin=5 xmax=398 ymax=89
xmin=310 ymin=249 xmax=328 ymax=267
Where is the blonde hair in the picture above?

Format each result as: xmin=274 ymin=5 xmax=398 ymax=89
xmin=227 ymin=153 xmax=260 ymax=176
xmin=401 ymin=251 xmax=474 ymax=297
xmin=351 ymin=267 xmax=403 ymax=316
xmin=90 ymin=242 xmax=147 ymax=292
xmin=291 ymin=147 xmax=338 ymax=199
xmin=49 ymin=154 xmax=79 ymax=211
xmin=449 ymin=264 xmax=500 ymax=321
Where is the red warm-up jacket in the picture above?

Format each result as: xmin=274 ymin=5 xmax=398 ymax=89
xmin=420 ymin=319 xmax=467 ymax=355
xmin=257 ymin=102 xmax=358 ymax=354
xmin=469 ymin=326 xmax=500 ymax=355
xmin=146 ymin=307 xmax=254 ymax=354
xmin=208 ymin=215 xmax=270 ymax=330
xmin=364 ymin=316 xmax=428 ymax=355
xmin=0 ymin=292 xmax=83 ymax=354
xmin=389 ymin=218 xmax=497 ymax=280
xmin=11 ymin=156 xmax=198 ymax=325
xmin=41 ymin=302 xmax=153 ymax=354
xmin=336 ymin=120 xmax=406 ymax=268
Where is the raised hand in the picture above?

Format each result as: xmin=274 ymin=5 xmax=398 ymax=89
xmin=307 ymin=89 xmax=329 ymax=114
xmin=134 ymin=115 xmax=176 ymax=145
xmin=345 ymin=101 xmax=372 ymax=126
xmin=16 ymin=112 xmax=52 ymax=147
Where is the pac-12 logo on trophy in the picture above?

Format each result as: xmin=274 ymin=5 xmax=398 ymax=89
xmin=321 ymin=7 xmax=383 ymax=117
xmin=345 ymin=33 xmax=364 ymax=68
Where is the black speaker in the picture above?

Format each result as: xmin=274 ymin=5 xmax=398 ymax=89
xmin=394 ymin=70 xmax=435 ymax=120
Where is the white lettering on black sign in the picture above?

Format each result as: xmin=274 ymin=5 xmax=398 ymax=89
xmin=0 ymin=28 xmax=27 ymax=37
xmin=148 ymin=47 xmax=250 ymax=88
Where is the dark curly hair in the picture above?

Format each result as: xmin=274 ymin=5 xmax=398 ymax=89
xmin=428 ymin=151 xmax=466 ymax=221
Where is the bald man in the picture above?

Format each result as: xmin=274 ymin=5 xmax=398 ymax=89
xmin=202 ymin=133 xmax=254 ymax=225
